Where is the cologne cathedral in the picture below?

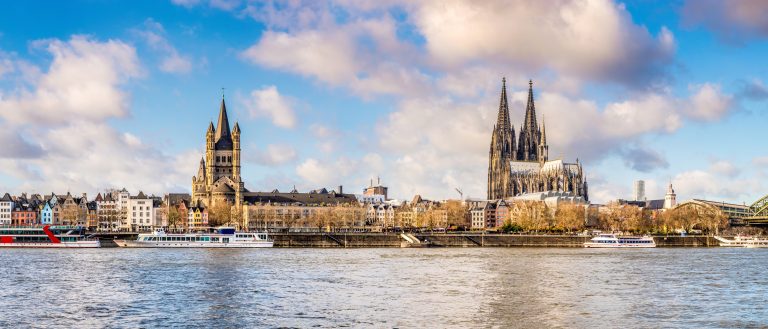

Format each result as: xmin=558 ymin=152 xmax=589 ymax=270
xmin=487 ymin=79 xmax=588 ymax=200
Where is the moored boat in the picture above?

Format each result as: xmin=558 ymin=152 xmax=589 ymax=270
xmin=115 ymin=227 xmax=273 ymax=248
xmin=715 ymin=236 xmax=768 ymax=248
xmin=0 ymin=225 xmax=100 ymax=248
xmin=583 ymin=234 xmax=656 ymax=248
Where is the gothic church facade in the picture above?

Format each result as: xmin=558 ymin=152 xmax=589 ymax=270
xmin=487 ymin=79 xmax=588 ymax=201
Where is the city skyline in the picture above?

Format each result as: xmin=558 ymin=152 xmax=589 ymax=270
xmin=1 ymin=1 xmax=768 ymax=204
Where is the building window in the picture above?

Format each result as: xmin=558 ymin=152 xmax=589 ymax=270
xmin=228 ymin=156 xmax=232 ymax=163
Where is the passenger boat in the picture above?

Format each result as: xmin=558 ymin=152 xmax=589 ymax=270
xmin=115 ymin=227 xmax=273 ymax=248
xmin=0 ymin=225 xmax=100 ymax=248
xmin=714 ymin=236 xmax=768 ymax=248
xmin=583 ymin=234 xmax=656 ymax=248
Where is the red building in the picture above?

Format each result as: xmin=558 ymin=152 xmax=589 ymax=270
xmin=12 ymin=204 xmax=38 ymax=226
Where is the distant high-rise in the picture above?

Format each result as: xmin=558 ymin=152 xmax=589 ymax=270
xmin=633 ymin=180 xmax=646 ymax=201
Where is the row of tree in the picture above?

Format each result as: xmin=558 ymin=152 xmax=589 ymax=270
xmin=501 ymin=201 xmax=728 ymax=235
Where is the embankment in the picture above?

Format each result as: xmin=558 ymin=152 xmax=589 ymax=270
xmin=270 ymin=233 xmax=719 ymax=248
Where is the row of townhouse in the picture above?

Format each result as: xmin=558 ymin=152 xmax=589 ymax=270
xmin=468 ymin=200 xmax=510 ymax=230
xmin=173 ymin=199 xmax=210 ymax=230
xmin=0 ymin=189 xmax=164 ymax=232
xmin=362 ymin=195 xmax=450 ymax=230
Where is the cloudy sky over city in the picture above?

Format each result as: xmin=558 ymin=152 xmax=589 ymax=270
xmin=1 ymin=0 xmax=767 ymax=203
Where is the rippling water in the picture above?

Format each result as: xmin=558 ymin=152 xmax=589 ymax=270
xmin=1 ymin=248 xmax=766 ymax=328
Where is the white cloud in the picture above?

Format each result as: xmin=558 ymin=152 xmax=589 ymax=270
xmin=135 ymin=19 xmax=193 ymax=74
xmin=171 ymin=0 xmax=201 ymax=8
xmin=243 ymin=85 xmax=297 ymax=128
xmin=0 ymin=53 xmax=13 ymax=78
xmin=0 ymin=35 xmax=198 ymax=196
xmin=295 ymin=157 xmax=356 ymax=188
xmin=242 ymin=30 xmax=359 ymax=85
xmin=249 ymin=144 xmax=298 ymax=166
xmin=0 ymin=35 xmax=142 ymax=125
xmin=209 ymin=0 xmax=241 ymax=11
xmin=686 ymin=83 xmax=734 ymax=121
xmin=709 ymin=159 xmax=740 ymax=178
xmin=682 ymin=0 xmax=768 ymax=43
xmin=411 ymin=0 xmax=675 ymax=86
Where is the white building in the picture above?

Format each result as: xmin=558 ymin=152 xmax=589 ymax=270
xmin=510 ymin=191 xmax=588 ymax=208
xmin=366 ymin=203 xmax=396 ymax=228
xmin=0 ymin=193 xmax=13 ymax=225
xmin=356 ymin=194 xmax=386 ymax=204
xmin=127 ymin=191 xmax=155 ymax=231
xmin=664 ymin=183 xmax=677 ymax=209
xmin=469 ymin=202 xmax=490 ymax=230
xmin=115 ymin=188 xmax=131 ymax=230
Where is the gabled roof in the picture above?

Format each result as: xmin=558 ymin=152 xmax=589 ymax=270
xmin=0 ymin=193 xmax=13 ymax=202
xmin=95 ymin=193 xmax=103 ymax=202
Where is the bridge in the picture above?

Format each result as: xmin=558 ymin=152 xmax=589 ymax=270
xmin=673 ymin=194 xmax=768 ymax=226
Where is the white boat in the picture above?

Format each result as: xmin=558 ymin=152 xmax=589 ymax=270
xmin=115 ymin=227 xmax=273 ymax=248
xmin=0 ymin=225 xmax=100 ymax=248
xmin=715 ymin=236 xmax=768 ymax=248
xmin=583 ymin=234 xmax=656 ymax=248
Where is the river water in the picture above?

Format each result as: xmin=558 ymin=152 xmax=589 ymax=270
xmin=0 ymin=248 xmax=766 ymax=328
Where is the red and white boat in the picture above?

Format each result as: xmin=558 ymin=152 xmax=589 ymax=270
xmin=0 ymin=225 xmax=100 ymax=248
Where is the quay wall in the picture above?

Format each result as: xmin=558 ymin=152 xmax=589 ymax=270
xmin=95 ymin=233 xmax=720 ymax=248
xmin=269 ymin=233 xmax=719 ymax=248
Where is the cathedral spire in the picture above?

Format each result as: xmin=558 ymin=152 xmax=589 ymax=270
xmin=523 ymin=79 xmax=538 ymax=132
xmin=495 ymin=77 xmax=512 ymax=131
xmin=518 ymin=79 xmax=540 ymax=161
xmin=540 ymin=115 xmax=547 ymax=145
xmin=215 ymin=97 xmax=231 ymax=143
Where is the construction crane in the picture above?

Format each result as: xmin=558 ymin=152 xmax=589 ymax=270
xmin=455 ymin=187 xmax=463 ymax=200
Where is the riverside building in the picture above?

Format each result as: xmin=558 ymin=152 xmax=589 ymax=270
xmin=190 ymin=95 xmax=365 ymax=230
xmin=487 ymin=79 xmax=588 ymax=201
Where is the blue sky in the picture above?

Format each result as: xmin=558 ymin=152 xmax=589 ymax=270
xmin=0 ymin=0 xmax=767 ymax=204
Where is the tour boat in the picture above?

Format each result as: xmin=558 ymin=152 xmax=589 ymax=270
xmin=583 ymin=234 xmax=656 ymax=248
xmin=0 ymin=225 xmax=100 ymax=248
xmin=115 ymin=227 xmax=273 ymax=248
xmin=714 ymin=236 xmax=768 ymax=248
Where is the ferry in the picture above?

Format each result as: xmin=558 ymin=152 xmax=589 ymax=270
xmin=0 ymin=225 xmax=100 ymax=248
xmin=714 ymin=236 xmax=768 ymax=248
xmin=115 ymin=227 xmax=273 ymax=248
xmin=583 ymin=234 xmax=656 ymax=248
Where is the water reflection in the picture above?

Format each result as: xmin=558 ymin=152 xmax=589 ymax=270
xmin=1 ymin=248 xmax=767 ymax=328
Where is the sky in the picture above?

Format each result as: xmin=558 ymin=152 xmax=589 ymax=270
xmin=0 ymin=0 xmax=767 ymax=204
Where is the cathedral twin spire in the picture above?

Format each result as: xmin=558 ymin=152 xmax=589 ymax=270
xmin=487 ymin=78 xmax=549 ymax=199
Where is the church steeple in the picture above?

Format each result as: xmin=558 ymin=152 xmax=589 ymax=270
xmin=517 ymin=79 xmax=540 ymax=161
xmin=215 ymin=98 xmax=231 ymax=144
xmin=496 ymin=77 xmax=512 ymax=131
xmin=488 ymin=77 xmax=516 ymax=200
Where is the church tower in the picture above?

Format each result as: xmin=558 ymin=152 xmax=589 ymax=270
xmin=487 ymin=78 xmax=516 ymax=200
xmin=517 ymin=80 xmax=540 ymax=161
xmin=664 ymin=182 xmax=677 ymax=209
xmin=192 ymin=95 xmax=245 ymax=208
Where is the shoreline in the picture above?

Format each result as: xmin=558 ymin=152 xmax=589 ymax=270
xmin=95 ymin=233 xmax=720 ymax=248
